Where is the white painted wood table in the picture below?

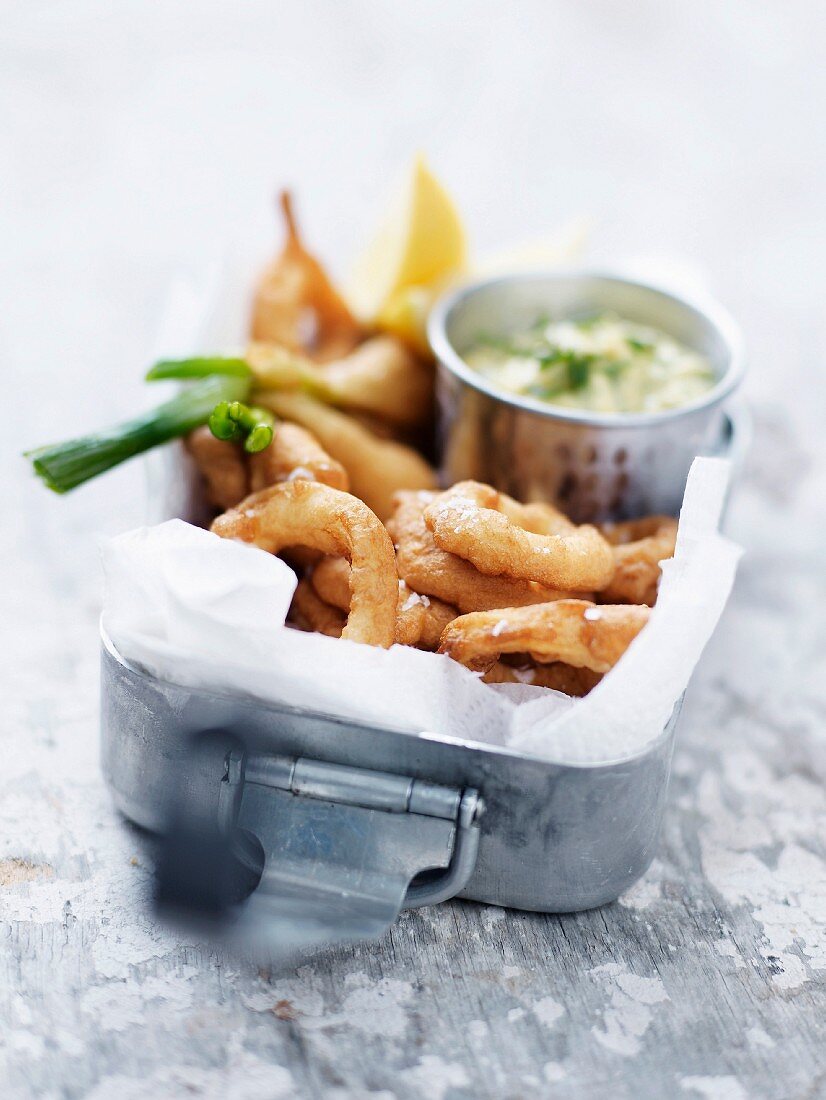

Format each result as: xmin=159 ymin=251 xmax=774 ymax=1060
xmin=2 ymin=3 xmax=825 ymax=1097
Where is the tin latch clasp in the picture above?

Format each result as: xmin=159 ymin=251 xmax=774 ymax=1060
xmin=217 ymin=751 xmax=482 ymax=954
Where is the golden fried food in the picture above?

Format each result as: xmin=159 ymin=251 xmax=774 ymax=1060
xmin=598 ymin=516 xmax=678 ymax=606
xmin=289 ymin=578 xmax=345 ymax=638
xmin=482 ymin=660 xmax=603 ymax=697
xmin=391 ymin=581 xmax=452 ymax=648
xmin=438 ymin=599 xmax=650 ymax=674
xmin=212 ymin=481 xmax=398 ymax=647
xmin=392 ymin=584 xmax=428 ymax=646
xmin=321 ymin=336 xmax=432 ymax=426
xmin=387 ymin=490 xmax=588 ymax=614
xmin=424 ymin=481 xmax=615 ymax=591
xmin=311 ymin=555 xmax=456 ymax=649
xmin=247 ymin=335 xmax=433 ymax=428
xmin=256 ymin=391 xmax=437 ymax=520
xmin=343 ymin=410 xmax=405 ymax=441
xmin=249 ymin=421 xmax=349 ymax=493
xmin=309 ymin=554 xmax=353 ymax=607
xmin=185 ymin=426 xmax=248 ymax=511
xmin=250 ymin=192 xmax=363 ymax=362
xmin=186 ymin=419 xmax=348 ymax=512
xmin=398 ymin=586 xmax=457 ymax=650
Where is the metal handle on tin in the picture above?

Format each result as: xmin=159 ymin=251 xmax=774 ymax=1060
xmin=403 ymin=787 xmax=482 ymax=908
xmin=166 ymin=746 xmax=483 ymax=957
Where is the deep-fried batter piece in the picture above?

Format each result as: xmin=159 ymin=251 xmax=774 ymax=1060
xmin=439 ymin=599 xmax=650 ymax=674
xmin=482 ymin=660 xmax=603 ymax=697
xmin=187 ymin=419 xmax=348 ymax=511
xmin=386 ymin=490 xmax=588 ymax=614
xmin=247 ymin=335 xmax=433 ymax=428
xmin=257 ymin=391 xmax=437 ymax=520
xmin=311 ymin=555 xmax=456 ymax=649
xmin=212 ymin=481 xmax=398 ymax=647
xmin=396 ymin=584 xmax=457 ymax=650
xmin=289 ymin=579 xmax=345 ymax=638
xmin=250 ymin=192 xmax=363 ymax=362
xmin=424 ymin=481 xmax=614 ymax=591
xmin=599 ymin=516 xmax=678 ymax=606
xmin=185 ymin=426 xmax=248 ymax=511
xmin=249 ymin=421 xmax=349 ymax=493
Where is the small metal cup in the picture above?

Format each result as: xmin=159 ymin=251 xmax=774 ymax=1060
xmin=429 ymin=272 xmax=746 ymax=522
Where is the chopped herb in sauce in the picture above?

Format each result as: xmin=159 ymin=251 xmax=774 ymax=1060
xmin=464 ymin=312 xmax=715 ymax=414
xmin=627 ymin=337 xmax=654 ymax=353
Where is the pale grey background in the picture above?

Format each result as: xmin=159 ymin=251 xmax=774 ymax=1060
xmin=2 ymin=2 xmax=825 ymax=1098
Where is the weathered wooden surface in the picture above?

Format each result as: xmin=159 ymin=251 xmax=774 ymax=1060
xmin=3 ymin=3 xmax=826 ymax=1098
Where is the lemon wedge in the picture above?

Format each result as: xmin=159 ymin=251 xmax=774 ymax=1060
xmin=374 ymin=283 xmax=442 ymax=356
xmin=347 ymin=155 xmax=467 ymax=323
xmin=374 ymin=218 xmax=590 ymax=355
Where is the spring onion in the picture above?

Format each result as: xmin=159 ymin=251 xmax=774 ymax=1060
xmin=208 ymin=400 xmax=275 ymax=454
xmin=145 ymin=357 xmax=252 ymax=382
xmin=26 ymin=375 xmax=249 ymax=493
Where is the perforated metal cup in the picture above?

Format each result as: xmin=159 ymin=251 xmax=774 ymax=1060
xmin=429 ymin=272 xmax=745 ymax=522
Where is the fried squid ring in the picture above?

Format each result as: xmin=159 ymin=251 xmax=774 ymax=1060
xmin=250 ymin=192 xmax=362 ymax=362
xmin=387 ymin=491 xmax=588 ymax=614
xmin=187 ymin=420 xmax=348 ymax=513
xmin=397 ymin=585 xmax=457 ymax=650
xmin=249 ymin=422 xmax=349 ymax=493
xmin=424 ymin=481 xmax=615 ymax=591
xmin=211 ymin=481 xmax=398 ymax=647
xmin=247 ymin=335 xmax=433 ymax=428
xmin=310 ymin=555 xmax=456 ymax=650
xmin=289 ymin=579 xmax=345 ymax=638
xmin=482 ymin=660 xmax=603 ymax=697
xmin=438 ymin=599 xmax=650 ymax=674
xmin=307 ymin=553 xmax=352 ymax=608
xmin=598 ymin=516 xmax=679 ymax=606
xmin=185 ymin=426 xmax=248 ymax=511
xmin=256 ymin=391 xmax=437 ymax=520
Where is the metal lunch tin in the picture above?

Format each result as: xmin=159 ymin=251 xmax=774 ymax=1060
xmin=106 ymin=448 xmax=683 ymax=950
xmin=430 ymin=272 xmax=746 ymax=522
xmin=101 ymin=627 xmax=680 ymax=955
xmin=100 ymin=275 xmax=738 ymax=955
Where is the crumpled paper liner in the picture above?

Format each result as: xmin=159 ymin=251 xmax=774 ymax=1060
xmin=101 ymin=456 xmax=741 ymax=765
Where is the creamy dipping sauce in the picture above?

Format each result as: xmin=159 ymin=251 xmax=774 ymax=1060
xmin=464 ymin=312 xmax=716 ymax=414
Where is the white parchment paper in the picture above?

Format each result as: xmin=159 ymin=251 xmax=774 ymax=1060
xmin=101 ymin=456 xmax=741 ymax=765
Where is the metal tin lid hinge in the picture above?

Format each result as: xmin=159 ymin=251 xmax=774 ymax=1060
xmin=216 ymin=750 xmax=483 ymax=955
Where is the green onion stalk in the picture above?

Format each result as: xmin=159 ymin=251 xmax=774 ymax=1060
xmin=148 ymin=357 xmax=276 ymax=451
xmin=208 ymin=400 xmax=275 ymax=454
xmin=145 ymin=356 xmax=252 ymax=382
xmin=26 ymin=374 xmax=250 ymax=493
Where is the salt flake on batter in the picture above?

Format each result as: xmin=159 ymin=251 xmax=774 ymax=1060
xmin=401 ymin=589 xmax=424 ymax=613
xmin=287 ymin=466 xmax=316 ymax=482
